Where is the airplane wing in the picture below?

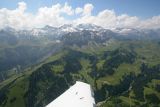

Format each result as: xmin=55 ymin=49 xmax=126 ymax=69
xmin=46 ymin=81 xmax=96 ymax=107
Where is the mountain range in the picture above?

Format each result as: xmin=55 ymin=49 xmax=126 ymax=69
xmin=1 ymin=24 xmax=160 ymax=40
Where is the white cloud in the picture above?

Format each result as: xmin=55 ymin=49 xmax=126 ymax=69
xmin=34 ymin=3 xmax=67 ymax=27
xmin=0 ymin=2 xmax=32 ymax=29
xmin=0 ymin=2 xmax=160 ymax=30
xmin=75 ymin=7 xmax=83 ymax=14
xmin=117 ymin=14 xmax=139 ymax=28
xmin=82 ymin=3 xmax=94 ymax=16
xmin=140 ymin=16 xmax=160 ymax=29
xmin=96 ymin=9 xmax=117 ymax=28
xmin=61 ymin=2 xmax=74 ymax=15
xmin=18 ymin=1 xmax=27 ymax=12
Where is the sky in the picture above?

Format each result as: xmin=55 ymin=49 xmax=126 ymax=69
xmin=0 ymin=0 xmax=160 ymax=29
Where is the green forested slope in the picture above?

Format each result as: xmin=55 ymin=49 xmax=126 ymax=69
xmin=0 ymin=40 xmax=160 ymax=107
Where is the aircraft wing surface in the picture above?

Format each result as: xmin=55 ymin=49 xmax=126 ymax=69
xmin=46 ymin=81 xmax=95 ymax=107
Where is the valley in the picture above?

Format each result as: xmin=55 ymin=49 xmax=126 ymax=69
xmin=0 ymin=36 xmax=160 ymax=107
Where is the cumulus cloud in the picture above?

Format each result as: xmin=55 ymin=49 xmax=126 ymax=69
xmin=0 ymin=2 xmax=32 ymax=29
xmin=117 ymin=14 xmax=139 ymax=28
xmin=0 ymin=2 xmax=160 ymax=29
xmin=18 ymin=1 xmax=27 ymax=12
xmin=83 ymin=4 xmax=94 ymax=16
xmin=75 ymin=7 xmax=83 ymax=14
xmin=140 ymin=16 xmax=160 ymax=29
xmin=61 ymin=2 xmax=74 ymax=15
xmin=33 ymin=3 xmax=68 ymax=28
xmin=96 ymin=9 xmax=117 ymax=27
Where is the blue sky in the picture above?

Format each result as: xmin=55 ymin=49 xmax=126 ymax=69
xmin=0 ymin=0 xmax=160 ymax=19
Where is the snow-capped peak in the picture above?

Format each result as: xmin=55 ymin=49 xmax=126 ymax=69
xmin=59 ymin=24 xmax=77 ymax=32
xmin=76 ymin=24 xmax=104 ymax=31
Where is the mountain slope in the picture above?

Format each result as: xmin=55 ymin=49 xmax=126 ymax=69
xmin=0 ymin=39 xmax=160 ymax=107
